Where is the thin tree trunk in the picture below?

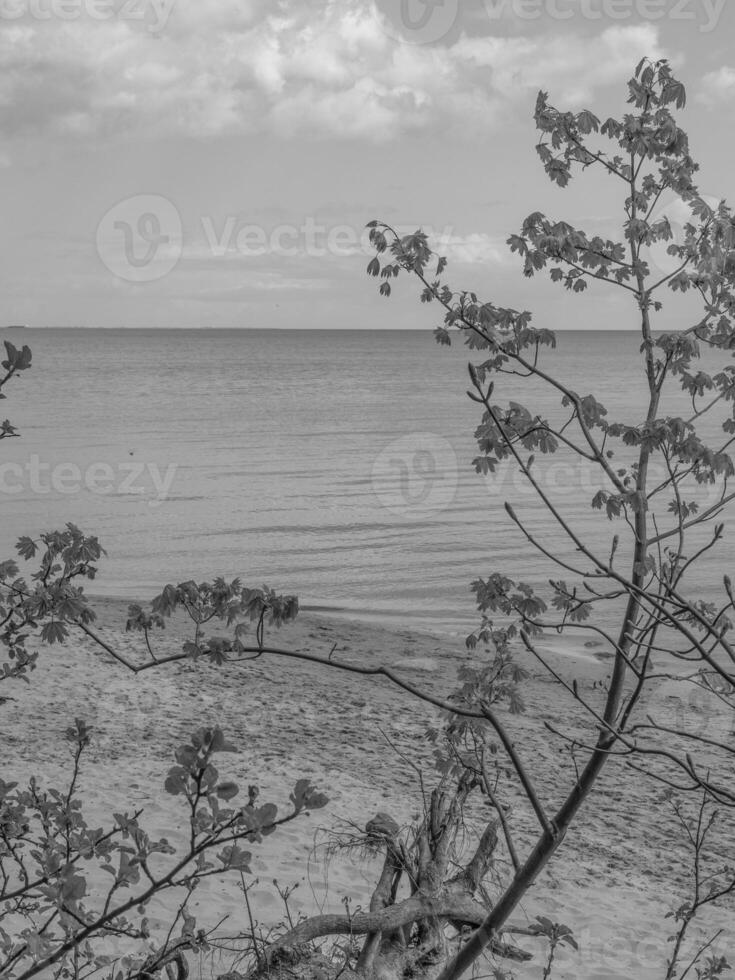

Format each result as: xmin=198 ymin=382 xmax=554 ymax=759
xmin=437 ymin=346 xmax=662 ymax=979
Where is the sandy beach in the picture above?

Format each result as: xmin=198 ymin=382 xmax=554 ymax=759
xmin=3 ymin=597 xmax=733 ymax=979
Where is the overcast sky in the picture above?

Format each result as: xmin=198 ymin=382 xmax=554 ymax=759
xmin=1 ymin=0 xmax=733 ymax=329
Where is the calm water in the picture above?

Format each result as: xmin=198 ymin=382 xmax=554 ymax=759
xmin=0 ymin=328 xmax=730 ymax=636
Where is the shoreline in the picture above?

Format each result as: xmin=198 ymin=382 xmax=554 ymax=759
xmin=85 ymin=589 xmax=481 ymax=642
xmin=84 ymin=591 xmax=626 ymax=658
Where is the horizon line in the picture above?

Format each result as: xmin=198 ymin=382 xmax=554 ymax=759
xmin=2 ymin=325 xmax=647 ymax=332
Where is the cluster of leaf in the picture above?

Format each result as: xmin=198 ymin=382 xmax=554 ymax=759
xmin=0 ymin=722 xmax=326 ymax=980
xmin=470 ymin=575 xmax=546 ymax=635
xmin=529 ymin=915 xmax=578 ymax=952
xmin=2 ymin=542 xmax=300 ymax=687
xmin=694 ymin=957 xmax=731 ymax=980
xmin=424 ymin=618 xmax=532 ymax=802
xmin=471 ymin=395 xmax=558 ymax=476
xmin=509 ymin=215 xmax=634 ymax=293
xmin=0 ymin=525 xmax=103 ymax=684
xmin=674 ymin=596 xmax=733 ymax=638
xmin=535 ymin=59 xmax=689 ymax=186
xmin=367 ymin=222 xmax=554 ymax=367
xmin=453 ymin=653 xmax=528 ymax=720
xmin=548 ymin=581 xmax=591 ymax=625
xmin=365 ymin=59 xmax=735 ymax=685
xmin=126 ymin=578 xmax=299 ymax=662
xmin=0 ymin=340 xmax=32 ymax=442
xmin=459 ymin=577 xmax=548 ymax=715
xmin=163 ymin=727 xmax=327 ymax=853
xmin=374 ymin=61 xmax=735 ymax=506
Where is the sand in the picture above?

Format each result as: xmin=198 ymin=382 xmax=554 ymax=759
xmin=3 ymin=598 xmax=733 ymax=979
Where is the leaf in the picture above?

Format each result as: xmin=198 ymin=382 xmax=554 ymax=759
xmin=290 ymin=779 xmax=322 ymax=812
xmin=40 ymin=621 xmax=68 ymax=645
xmin=662 ymin=78 xmax=687 ymax=109
xmin=215 ymin=781 xmax=239 ymax=801
xmin=2 ymin=341 xmax=18 ymax=368
xmin=209 ymin=728 xmax=237 ymax=753
xmin=533 ymin=915 xmax=556 ymax=936
xmin=0 ymin=560 xmax=18 ymax=580
xmin=164 ymin=767 xmax=188 ymax=796
xmin=576 ymin=109 xmax=600 ymax=134
xmin=61 ymin=872 xmax=87 ymax=903
xmin=15 ymin=536 xmax=37 ymax=560
xmin=217 ymin=844 xmax=252 ymax=872
xmin=181 ymin=912 xmax=197 ymax=938
xmin=256 ymin=802 xmax=279 ymax=828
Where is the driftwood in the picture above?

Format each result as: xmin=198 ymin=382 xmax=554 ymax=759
xmin=141 ymin=948 xmax=189 ymax=980
xmin=256 ymin=775 xmax=532 ymax=979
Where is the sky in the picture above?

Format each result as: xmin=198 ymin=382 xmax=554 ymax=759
xmin=1 ymin=0 xmax=734 ymax=330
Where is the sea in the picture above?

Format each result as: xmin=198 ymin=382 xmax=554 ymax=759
xmin=0 ymin=328 xmax=731 ymax=638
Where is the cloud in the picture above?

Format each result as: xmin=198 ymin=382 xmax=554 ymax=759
xmin=697 ymin=66 xmax=735 ymax=107
xmin=183 ymin=275 xmax=333 ymax=302
xmin=0 ymin=2 xmax=668 ymax=142
xmin=452 ymin=23 xmax=665 ymax=104
xmin=439 ymin=232 xmax=509 ymax=266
